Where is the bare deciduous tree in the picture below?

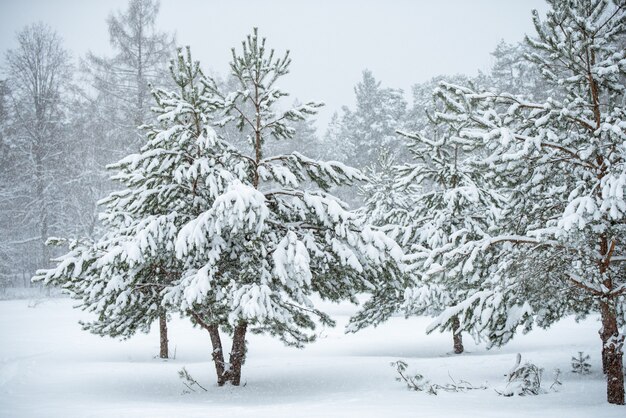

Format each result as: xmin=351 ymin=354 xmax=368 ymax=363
xmin=2 ymin=22 xmax=73 ymax=278
xmin=83 ymin=0 xmax=175 ymax=155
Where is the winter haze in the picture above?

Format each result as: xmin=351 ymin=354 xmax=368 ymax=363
xmin=0 ymin=0 xmax=549 ymax=127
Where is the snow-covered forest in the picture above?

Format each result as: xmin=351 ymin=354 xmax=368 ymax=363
xmin=1 ymin=0 xmax=626 ymax=416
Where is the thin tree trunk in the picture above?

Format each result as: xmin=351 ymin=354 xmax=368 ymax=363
xmin=159 ymin=311 xmax=169 ymax=359
xmin=600 ymin=301 xmax=610 ymax=375
xmin=207 ymin=323 xmax=226 ymax=386
xmin=596 ymin=233 xmax=624 ymax=404
xmin=600 ymin=299 xmax=625 ymax=405
xmin=35 ymin=150 xmax=48 ymax=269
xmin=189 ymin=311 xmax=227 ymax=386
xmin=225 ymin=321 xmax=247 ymax=386
xmin=451 ymin=315 xmax=464 ymax=354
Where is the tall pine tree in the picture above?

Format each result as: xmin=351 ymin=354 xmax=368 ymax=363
xmin=426 ymin=0 xmax=626 ymax=405
xmin=34 ymin=47 xmax=231 ymax=359
xmin=168 ymin=28 xmax=404 ymax=386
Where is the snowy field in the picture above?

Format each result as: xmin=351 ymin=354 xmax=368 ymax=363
xmin=1 ymin=298 xmax=623 ymax=418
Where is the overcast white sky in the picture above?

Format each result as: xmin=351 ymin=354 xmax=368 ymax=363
xmin=0 ymin=0 xmax=549 ymax=130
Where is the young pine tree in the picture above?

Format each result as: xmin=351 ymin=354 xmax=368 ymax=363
xmin=349 ymin=100 xmax=504 ymax=355
xmin=168 ymin=28 xmax=404 ymax=386
xmin=34 ymin=48 xmax=234 ymax=359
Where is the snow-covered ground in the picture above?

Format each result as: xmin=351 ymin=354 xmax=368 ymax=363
xmin=0 ymin=298 xmax=623 ymax=417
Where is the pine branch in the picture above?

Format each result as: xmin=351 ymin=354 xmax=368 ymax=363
xmin=566 ymin=275 xmax=603 ymax=297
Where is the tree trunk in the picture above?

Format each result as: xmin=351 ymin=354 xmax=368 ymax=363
xmin=159 ymin=311 xmax=169 ymax=359
xmin=35 ymin=150 xmax=49 ymax=270
xmin=600 ymin=301 xmax=610 ymax=374
xmin=207 ymin=323 xmax=227 ymax=386
xmin=224 ymin=321 xmax=247 ymax=386
xmin=188 ymin=311 xmax=228 ymax=386
xmin=600 ymin=299 xmax=625 ymax=405
xmin=451 ymin=315 xmax=464 ymax=354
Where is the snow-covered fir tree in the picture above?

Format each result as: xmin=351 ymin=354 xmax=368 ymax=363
xmin=321 ymin=112 xmax=351 ymax=163
xmin=167 ymin=28 xmax=404 ymax=386
xmin=267 ymin=100 xmax=324 ymax=159
xmin=424 ymin=0 xmax=626 ymax=405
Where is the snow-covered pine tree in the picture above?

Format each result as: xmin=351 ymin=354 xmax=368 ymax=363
xmin=405 ymin=74 xmax=475 ymax=134
xmin=334 ymin=70 xmax=408 ymax=168
xmin=358 ymin=149 xmax=412 ymax=229
xmin=426 ymin=0 xmax=626 ymax=405
xmin=34 ymin=47 xmax=234 ymax=359
xmin=168 ymin=28 xmax=404 ymax=386
xmin=398 ymin=122 xmax=505 ymax=354
xmin=488 ymin=40 xmax=548 ymax=101
xmin=348 ymin=98 xmax=504 ymax=355
xmin=345 ymin=149 xmax=417 ymax=331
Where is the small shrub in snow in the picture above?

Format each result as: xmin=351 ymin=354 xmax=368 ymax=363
xmin=178 ymin=367 xmax=207 ymax=394
xmin=497 ymin=353 xmax=561 ymax=397
xmin=26 ymin=298 xmax=44 ymax=308
xmin=498 ymin=353 xmax=543 ymax=396
xmin=550 ymin=369 xmax=562 ymax=392
xmin=571 ymin=352 xmax=591 ymax=375
xmin=392 ymin=360 xmax=437 ymax=394
xmin=391 ymin=360 xmax=486 ymax=395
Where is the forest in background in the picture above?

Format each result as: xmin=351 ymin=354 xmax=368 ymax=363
xmin=0 ymin=0 xmax=533 ymax=290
